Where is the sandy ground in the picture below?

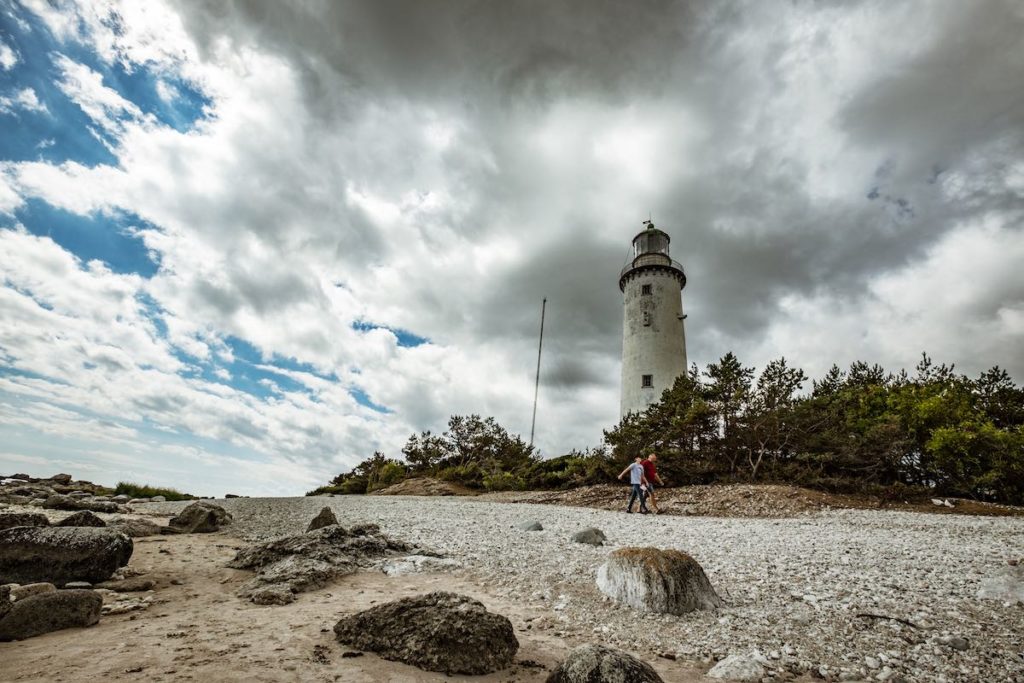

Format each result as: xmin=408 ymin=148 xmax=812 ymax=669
xmin=1 ymin=515 xmax=705 ymax=683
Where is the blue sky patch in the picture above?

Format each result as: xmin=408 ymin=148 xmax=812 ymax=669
xmin=352 ymin=320 xmax=430 ymax=348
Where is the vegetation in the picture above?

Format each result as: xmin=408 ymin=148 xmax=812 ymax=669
xmin=114 ymin=481 xmax=197 ymax=501
xmin=311 ymin=352 xmax=1024 ymax=506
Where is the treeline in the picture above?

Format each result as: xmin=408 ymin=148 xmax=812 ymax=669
xmin=606 ymin=353 xmax=1024 ymax=503
xmin=311 ymin=352 xmax=1024 ymax=505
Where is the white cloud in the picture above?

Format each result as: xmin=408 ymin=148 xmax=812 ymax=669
xmin=0 ymin=40 xmax=17 ymax=71
xmin=0 ymin=87 xmax=49 ymax=115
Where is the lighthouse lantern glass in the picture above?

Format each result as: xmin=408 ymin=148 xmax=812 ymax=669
xmin=634 ymin=231 xmax=670 ymax=258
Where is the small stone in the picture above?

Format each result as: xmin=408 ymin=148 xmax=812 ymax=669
xmin=570 ymin=527 xmax=607 ymax=546
xmin=64 ymin=581 xmax=92 ymax=589
xmin=937 ymin=636 xmax=969 ymax=651
xmin=517 ymin=520 xmax=543 ymax=531
xmin=707 ymin=653 xmax=765 ymax=681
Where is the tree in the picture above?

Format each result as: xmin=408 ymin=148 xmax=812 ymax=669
xmin=744 ymin=357 xmax=807 ymax=479
xmin=704 ymin=352 xmax=754 ymax=474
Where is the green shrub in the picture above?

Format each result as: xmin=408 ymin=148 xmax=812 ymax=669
xmin=483 ymin=471 xmax=525 ymax=491
xmin=114 ymin=482 xmax=195 ymax=501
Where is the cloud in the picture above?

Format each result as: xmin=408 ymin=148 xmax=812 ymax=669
xmin=0 ymin=0 xmax=1022 ymax=494
xmin=0 ymin=40 xmax=17 ymax=71
xmin=0 ymin=87 xmax=49 ymax=115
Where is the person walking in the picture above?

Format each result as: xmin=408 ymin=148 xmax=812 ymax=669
xmin=640 ymin=452 xmax=665 ymax=514
xmin=617 ymin=456 xmax=650 ymax=514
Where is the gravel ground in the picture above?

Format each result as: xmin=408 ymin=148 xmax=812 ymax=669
xmin=142 ymin=496 xmax=1024 ymax=683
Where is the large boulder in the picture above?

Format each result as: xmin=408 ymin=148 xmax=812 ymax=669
xmin=0 ymin=589 xmax=101 ymax=641
xmin=707 ymin=653 xmax=766 ymax=681
xmin=166 ymin=502 xmax=232 ymax=533
xmin=334 ymin=592 xmax=518 ymax=674
xmin=0 ymin=513 xmax=49 ymax=530
xmin=42 ymin=494 xmax=118 ymax=514
xmin=0 ymin=527 xmax=133 ymax=585
xmin=228 ymin=523 xmax=412 ymax=604
xmin=108 ymin=517 xmax=162 ymax=538
xmin=306 ymin=506 xmax=338 ymax=532
xmin=49 ymin=474 xmax=73 ymax=485
xmin=596 ymin=547 xmax=723 ymax=615
xmin=56 ymin=511 xmax=107 ymax=528
xmin=546 ymin=644 xmax=664 ymax=683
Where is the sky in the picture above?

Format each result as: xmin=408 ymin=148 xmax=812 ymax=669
xmin=0 ymin=0 xmax=1022 ymax=496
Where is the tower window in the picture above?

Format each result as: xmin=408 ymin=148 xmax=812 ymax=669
xmin=642 ymin=311 xmax=651 ymax=326
xmin=641 ymin=284 xmax=652 ymax=295
xmin=642 ymin=374 xmax=653 ymax=388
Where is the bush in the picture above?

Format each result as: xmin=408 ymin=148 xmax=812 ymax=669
xmin=114 ymin=482 xmax=196 ymax=501
xmin=483 ymin=471 xmax=525 ymax=491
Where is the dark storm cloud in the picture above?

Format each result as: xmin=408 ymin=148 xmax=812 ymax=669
xmin=173 ymin=0 xmax=1024 ymax=379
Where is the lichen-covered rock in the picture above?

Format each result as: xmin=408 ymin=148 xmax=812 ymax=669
xmin=334 ymin=592 xmax=518 ymax=674
xmin=546 ymin=644 xmax=664 ymax=683
xmin=306 ymin=506 xmax=338 ymax=532
xmin=571 ymin=527 xmax=606 ymax=546
xmin=706 ymin=653 xmax=766 ymax=681
xmin=0 ymin=513 xmax=49 ymax=530
xmin=0 ymin=527 xmax=133 ymax=586
xmin=10 ymin=583 xmax=56 ymax=602
xmin=56 ymin=511 xmax=107 ymax=527
xmin=228 ymin=524 xmax=412 ymax=604
xmin=108 ymin=517 xmax=162 ymax=538
xmin=0 ymin=589 xmax=101 ymax=641
xmin=166 ymin=502 xmax=232 ymax=533
xmin=42 ymin=494 xmax=118 ymax=514
xmin=596 ymin=547 xmax=723 ymax=615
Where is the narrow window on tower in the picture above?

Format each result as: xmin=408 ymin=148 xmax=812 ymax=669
xmin=642 ymin=374 xmax=653 ymax=388
xmin=642 ymin=311 xmax=651 ymax=326
xmin=641 ymin=284 xmax=652 ymax=295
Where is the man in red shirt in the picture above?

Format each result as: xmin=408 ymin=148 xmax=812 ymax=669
xmin=640 ymin=452 xmax=664 ymax=514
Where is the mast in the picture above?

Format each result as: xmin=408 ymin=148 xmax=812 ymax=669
xmin=529 ymin=297 xmax=547 ymax=449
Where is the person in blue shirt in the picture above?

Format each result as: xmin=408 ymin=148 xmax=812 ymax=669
xmin=616 ymin=456 xmax=650 ymax=514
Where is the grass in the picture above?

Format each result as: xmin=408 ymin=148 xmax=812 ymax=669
xmin=114 ymin=481 xmax=196 ymax=501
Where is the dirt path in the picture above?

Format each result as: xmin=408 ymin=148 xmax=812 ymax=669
xmin=1 ymin=530 xmax=708 ymax=682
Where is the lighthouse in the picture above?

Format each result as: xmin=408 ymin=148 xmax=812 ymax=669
xmin=619 ymin=220 xmax=688 ymax=416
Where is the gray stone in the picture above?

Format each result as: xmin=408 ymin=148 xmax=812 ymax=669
xmin=0 ymin=526 xmax=133 ymax=586
xmin=110 ymin=495 xmax=131 ymax=504
xmin=10 ymin=583 xmax=56 ymax=602
xmin=546 ymin=644 xmax=664 ymax=683
xmin=706 ymin=653 xmax=766 ymax=681
xmin=571 ymin=527 xmax=607 ymax=546
xmin=334 ymin=592 xmax=518 ymax=674
xmin=49 ymin=474 xmax=72 ymax=485
xmin=938 ymin=635 xmax=969 ymax=651
xmin=251 ymin=584 xmax=295 ymax=605
xmin=0 ymin=589 xmax=101 ymax=641
xmin=108 ymin=517 xmax=162 ymax=538
xmin=167 ymin=501 xmax=232 ymax=533
xmin=150 ymin=495 xmax=167 ymax=502
xmin=127 ymin=498 xmax=150 ymax=504
xmin=64 ymin=581 xmax=92 ymax=589
xmin=56 ymin=510 xmax=107 ymax=527
xmin=380 ymin=555 xmax=461 ymax=576
xmin=228 ymin=524 xmax=411 ymax=604
xmin=95 ymin=577 xmax=155 ymax=592
xmin=42 ymin=494 xmax=118 ymax=514
xmin=306 ymin=506 xmax=338 ymax=532
xmin=596 ymin=547 xmax=723 ymax=615
xmin=0 ymin=513 xmax=49 ymax=530
xmin=518 ymin=520 xmax=543 ymax=531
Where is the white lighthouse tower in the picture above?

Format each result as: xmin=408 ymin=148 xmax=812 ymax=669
xmin=619 ymin=220 xmax=687 ymax=416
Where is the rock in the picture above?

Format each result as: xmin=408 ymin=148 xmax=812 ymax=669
xmin=380 ymin=555 xmax=461 ymax=576
xmin=518 ymin=520 xmax=543 ymax=531
xmin=56 ymin=511 xmax=107 ymax=527
xmin=167 ymin=502 xmax=232 ymax=533
xmin=64 ymin=581 xmax=92 ymax=588
xmin=0 ymin=585 xmax=9 ymax=620
xmin=225 ymin=494 xmax=241 ymax=498
xmin=9 ymin=474 xmax=31 ymax=481
xmin=127 ymin=498 xmax=150 ymax=504
xmin=545 ymin=644 xmax=664 ymax=683
xmin=707 ymin=653 xmax=766 ymax=681
xmin=150 ymin=495 xmax=167 ymax=502
xmin=976 ymin=565 xmax=1024 ymax=604
xmin=596 ymin=547 xmax=723 ymax=615
xmin=938 ymin=635 xmax=969 ymax=651
xmin=306 ymin=506 xmax=338 ymax=532
xmin=49 ymin=474 xmax=73 ymax=485
xmin=95 ymin=577 xmax=155 ymax=592
xmin=251 ymin=584 xmax=295 ymax=605
xmin=10 ymin=583 xmax=56 ymax=601
xmin=0 ymin=589 xmax=101 ymax=641
xmin=334 ymin=592 xmax=518 ymax=674
xmin=228 ymin=524 xmax=412 ymax=603
xmin=42 ymin=494 xmax=118 ymax=514
xmin=0 ymin=527 xmax=133 ymax=586
xmin=107 ymin=518 xmax=162 ymax=538
xmin=110 ymin=495 xmax=130 ymax=504
xmin=571 ymin=527 xmax=607 ymax=546
xmin=0 ymin=513 xmax=49 ymax=530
